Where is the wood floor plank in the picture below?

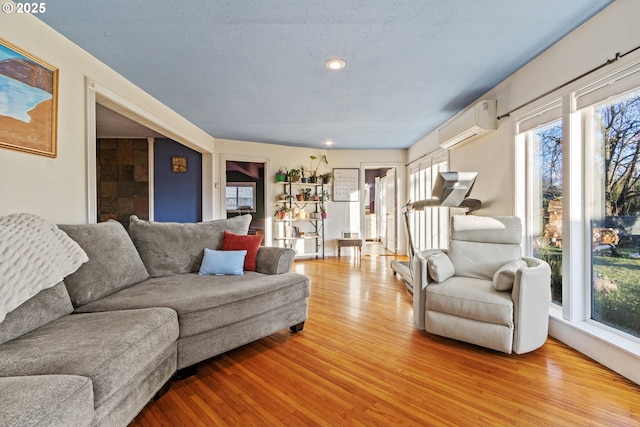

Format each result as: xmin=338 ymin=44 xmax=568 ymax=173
xmin=131 ymin=255 xmax=640 ymax=426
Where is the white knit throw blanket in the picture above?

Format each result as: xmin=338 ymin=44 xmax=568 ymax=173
xmin=0 ymin=213 xmax=88 ymax=322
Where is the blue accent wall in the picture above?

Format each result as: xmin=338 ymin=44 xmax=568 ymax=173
xmin=154 ymin=138 xmax=202 ymax=222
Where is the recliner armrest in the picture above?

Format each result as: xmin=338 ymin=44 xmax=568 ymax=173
xmin=511 ymin=256 xmax=551 ymax=354
xmin=413 ymin=249 xmax=447 ymax=330
xmin=255 ymin=247 xmax=296 ymax=275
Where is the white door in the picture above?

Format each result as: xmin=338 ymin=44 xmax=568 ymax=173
xmin=378 ymin=176 xmax=387 ymax=247
xmin=379 ymin=169 xmax=397 ymax=253
xmin=384 ymin=169 xmax=397 ymax=253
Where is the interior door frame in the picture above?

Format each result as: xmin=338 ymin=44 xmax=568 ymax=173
xmin=380 ymin=168 xmax=398 ymax=253
xmin=220 ymin=153 xmax=270 ymax=242
xmin=360 ymin=162 xmax=404 ymax=255
xmin=85 ymin=77 xmax=215 ymax=223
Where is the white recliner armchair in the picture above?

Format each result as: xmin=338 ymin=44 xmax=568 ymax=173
xmin=413 ymin=215 xmax=551 ymax=354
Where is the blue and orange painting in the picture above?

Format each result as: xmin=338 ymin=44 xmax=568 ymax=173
xmin=0 ymin=40 xmax=56 ymax=156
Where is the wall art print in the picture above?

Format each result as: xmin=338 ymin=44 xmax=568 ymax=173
xmin=0 ymin=38 xmax=58 ymax=157
xmin=333 ymin=168 xmax=359 ymax=202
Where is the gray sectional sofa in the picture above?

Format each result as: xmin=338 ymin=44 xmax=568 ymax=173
xmin=0 ymin=214 xmax=310 ymax=427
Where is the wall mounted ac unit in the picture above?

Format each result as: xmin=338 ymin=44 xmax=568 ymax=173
xmin=438 ymin=100 xmax=497 ymax=149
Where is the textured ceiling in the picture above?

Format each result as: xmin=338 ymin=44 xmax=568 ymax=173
xmin=38 ymin=1 xmax=613 ymax=149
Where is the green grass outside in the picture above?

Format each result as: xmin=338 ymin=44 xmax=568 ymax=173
xmin=534 ymin=245 xmax=640 ymax=338
xmin=593 ymin=246 xmax=640 ymax=338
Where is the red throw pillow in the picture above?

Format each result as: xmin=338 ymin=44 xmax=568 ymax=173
xmin=221 ymin=231 xmax=263 ymax=271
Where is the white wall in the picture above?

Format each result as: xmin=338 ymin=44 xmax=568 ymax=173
xmin=0 ymin=8 xmax=215 ymax=224
xmin=215 ymin=138 xmax=405 ymax=254
xmin=407 ymin=0 xmax=640 ymax=218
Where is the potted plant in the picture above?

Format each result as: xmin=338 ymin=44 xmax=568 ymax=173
xmin=300 ymin=166 xmax=308 ymax=183
xmin=274 ymin=205 xmax=290 ymax=219
xmin=288 ymin=168 xmax=301 ymax=182
xmin=275 ymin=167 xmax=287 ymax=182
xmin=309 ymin=155 xmax=328 ymax=183
xmin=320 ymin=205 xmax=328 ymax=219
xmin=300 ymin=187 xmax=312 ymax=201
xmin=320 ymin=189 xmax=331 ymax=201
xmin=319 ymin=171 xmax=333 ymax=184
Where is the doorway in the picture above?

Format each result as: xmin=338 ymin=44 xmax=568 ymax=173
xmin=363 ymin=166 xmax=397 ymax=254
xmin=95 ymin=104 xmax=205 ymax=225
xmin=224 ymin=160 xmax=266 ymax=237
xmin=86 ymin=79 xmax=215 ymax=224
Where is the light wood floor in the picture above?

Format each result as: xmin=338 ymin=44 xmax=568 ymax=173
xmin=131 ymin=254 xmax=640 ymax=427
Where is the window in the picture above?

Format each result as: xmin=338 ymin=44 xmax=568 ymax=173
xmin=226 ymin=182 xmax=256 ymax=213
xmin=408 ymin=151 xmax=448 ymax=252
xmin=520 ymin=118 xmax=564 ymax=304
xmin=586 ymin=88 xmax=640 ymax=338
xmin=515 ymin=57 xmax=640 ymax=342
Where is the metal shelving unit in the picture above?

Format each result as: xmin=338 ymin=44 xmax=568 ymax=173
xmin=273 ymin=181 xmax=326 ymax=258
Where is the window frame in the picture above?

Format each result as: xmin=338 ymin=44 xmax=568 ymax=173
xmin=225 ymin=181 xmax=257 ymax=213
xmin=513 ymin=50 xmax=640 ymax=349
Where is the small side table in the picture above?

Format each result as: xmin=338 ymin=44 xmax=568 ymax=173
xmin=337 ymin=237 xmax=363 ymax=257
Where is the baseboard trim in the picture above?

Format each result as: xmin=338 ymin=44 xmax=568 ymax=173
xmin=549 ymin=314 xmax=640 ymax=386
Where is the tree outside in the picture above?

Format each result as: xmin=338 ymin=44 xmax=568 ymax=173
xmin=592 ymin=90 xmax=640 ymax=338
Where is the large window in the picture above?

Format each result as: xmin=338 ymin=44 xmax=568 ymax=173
xmin=516 ymin=59 xmax=640 ymax=342
xmin=587 ymin=89 xmax=640 ymax=338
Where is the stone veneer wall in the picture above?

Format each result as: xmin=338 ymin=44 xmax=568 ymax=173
xmin=97 ymin=138 xmax=149 ymax=227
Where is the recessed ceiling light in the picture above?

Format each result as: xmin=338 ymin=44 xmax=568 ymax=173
xmin=325 ymin=59 xmax=346 ymax=71
xmin=325 ymin=140 xmax=334 ymax=146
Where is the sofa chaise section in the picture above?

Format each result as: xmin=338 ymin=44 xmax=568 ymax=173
xmin=0 ymin=277 xmax=178 ymax=427
xmin=0 ymin=375 xmax=94 ymax=427
xmin=0 ymin=308 xmax=178 ymax=426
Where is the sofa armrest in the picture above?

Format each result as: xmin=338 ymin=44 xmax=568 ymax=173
xmin=511 ymin=256 xmax=552 ymax=354
xmin=412 ymin=249 xmax=447 ymax=330
xmin=255 ymin=247 xmax=296 ymax=274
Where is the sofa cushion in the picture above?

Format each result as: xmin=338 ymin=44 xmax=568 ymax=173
xmin=0 ymin=282 xmax=73 ymax=345
xmin=199 ymin=248 xmax=246 ymax=276
xmin=0 ymin=307 xmax=178 ymax=410
xmin=129 ymin=215 xmax=252 ymax=277
xmin=427 ymin=253 xmax=455 ymax=283
xmin=0 ymin=375 xmax=94 ymax=427
xmin=74 ymin=272 xmax=310 ymax=338
xmin=493 ymin=259 xmax=528 ymax=291
xmin=59 ymin=221 xmax=150 ymax=306
xmin=221 ymin=231 xmax=263 ymax=271
xmin=426 ymin=276 xmax=514 ymax=326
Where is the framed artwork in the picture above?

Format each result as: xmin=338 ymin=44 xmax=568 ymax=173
xmin=333 ymin=168 xmax=360 ymax=202
xmin=172 ymin=156 xmax=187 ymax=173
xmin=0 ymin=38 xmax=58 ymax=157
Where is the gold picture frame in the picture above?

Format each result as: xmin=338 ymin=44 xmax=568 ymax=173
xmin=172 ymin=156 xmax=187 ymax=173
xmin=0 ymin=38 xmax=58 ymax=157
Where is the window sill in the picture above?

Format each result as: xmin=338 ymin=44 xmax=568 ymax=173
xmin=548 ymin=305 xmax=640 ymax=385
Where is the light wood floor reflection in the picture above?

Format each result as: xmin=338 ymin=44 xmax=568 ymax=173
xmin=131 ymin=255 xmax=640 ymax=427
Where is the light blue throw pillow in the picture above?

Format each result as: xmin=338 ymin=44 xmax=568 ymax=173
xmin=199 ymin=248 xmax=247 ymax=276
